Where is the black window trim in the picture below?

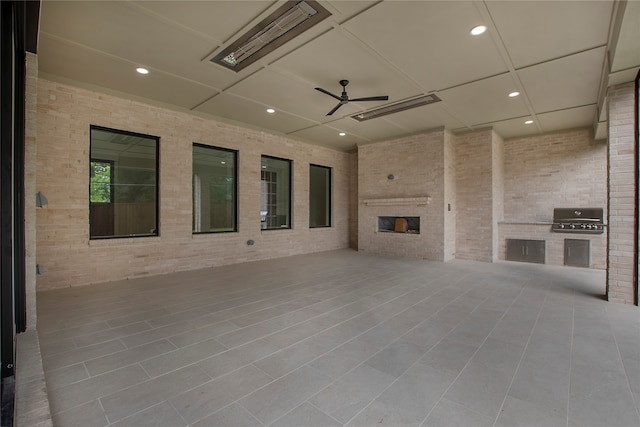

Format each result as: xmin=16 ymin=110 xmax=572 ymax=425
xmin=261 ymin=154 xmax=293 ymax=231
xmin=192 ymin=143 xmax=239 ymax=234
xmin=309 ymin=163 xmax=332 ymax=228
xmin=89 ymin=125 xmax=160 ymax=240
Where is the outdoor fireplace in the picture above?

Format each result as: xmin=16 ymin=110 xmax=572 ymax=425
xmin=378 ymin=216 xmax=420 ymax=234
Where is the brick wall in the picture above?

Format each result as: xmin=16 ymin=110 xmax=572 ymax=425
xmin=35 ymin=79 xmax=350 ymax=290
xmin=499 ymin=128 xmax=607 ymax=269
xmin=503 ymin=128 xmax=607 ymax=222
xmin=492 ymin=131 xmax=505 ymax=262
xmin=607 ymin=82 xmax=636 ymax=304
xmin=357 ymin=128 xmax=449 ymax=261
xmin=349 ymin=151 xmax=358 ymax=249
xmin=455 ymin=129 xmax=499 ymax=262
xmin=443 ymin=130 xmax=456 ymax=261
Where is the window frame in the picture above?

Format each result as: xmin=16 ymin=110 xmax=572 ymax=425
xmin=192 ymin=143 xmax=238 ymax=234
xmin=309 ymin=163 xmax=332 ymax=228
xmin=261 ymin=154 xmax=293 ymax=230
xmin=89 ymin=125 xmax=160 ymax=240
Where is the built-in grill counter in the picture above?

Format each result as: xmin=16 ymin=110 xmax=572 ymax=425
xmin=551 ymin=208 xmax=605 ymax=234
xmin=500 ymin=208 xmax=606 ymax=269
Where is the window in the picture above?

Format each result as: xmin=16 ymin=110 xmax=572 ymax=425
xmin=89 ymin=126 xmax=158 ymax=238
xmin=192 ymin=144 xmax=237 ymax=233
xmin=309 ymin=164 xmax=331 ymax=227
xmin=261 ymin=155 xmax=291 ymax=229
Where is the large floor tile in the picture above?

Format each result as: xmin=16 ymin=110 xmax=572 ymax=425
xmin=100 ymin=365 xmax=210 ymax=423
xmin=34 ymin=250 xmax=638 ymax=427
xmin=421 ymin=398 xmax=493 ymax=427
xmin=239 ymin=365 xmax=332 ymax=425
xmin=346 ymin=364 xmax=456 ymax=427
xmin=270 ymin=403 xmax=342 ymax=427
xmin=309 ymin=364 xmax=396 ymax=424
xmin=170 ymin=365 xmax=272 ymax=424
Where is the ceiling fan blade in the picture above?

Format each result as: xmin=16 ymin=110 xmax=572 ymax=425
xmin=315 ymin=87 xmax=341 ymax=101
xmin=326 ymin=103 xmax=344 ymax=116
xmin=349 ymin=95 xmax=389 ymax=102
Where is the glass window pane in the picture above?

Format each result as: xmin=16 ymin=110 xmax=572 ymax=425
xmin=261 ymin=156 xmax=291 ymax=229
xmin=90 ymin=126 xmax=158 ymax=238
xmin=309 ymin=164 xmax=331 ymax=227
xmin=192 ymin=144 xmax=237 ymax=233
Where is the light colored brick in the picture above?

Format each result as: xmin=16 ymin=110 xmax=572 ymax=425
xmin=35 ymin=79 xmax=351 ymax=290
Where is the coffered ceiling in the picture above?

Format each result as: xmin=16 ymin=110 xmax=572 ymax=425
xmin=37 ymin=1 xmax=640 ymax=151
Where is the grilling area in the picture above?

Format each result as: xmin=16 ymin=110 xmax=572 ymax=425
xmin=551 ymin=208 xmax=605 ymax=234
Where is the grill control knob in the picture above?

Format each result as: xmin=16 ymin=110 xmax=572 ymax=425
xmin=569 ymin=224 xmax=575 ymax=229
xmin=580 ymin=224 xmax=586 ymax=229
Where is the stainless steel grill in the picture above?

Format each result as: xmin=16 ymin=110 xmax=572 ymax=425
xmin=551 ymin=208 xmax=605 ymax=234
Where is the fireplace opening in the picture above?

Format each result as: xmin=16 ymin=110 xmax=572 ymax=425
xmin=378 ymin=216 xmax=420 ymax=234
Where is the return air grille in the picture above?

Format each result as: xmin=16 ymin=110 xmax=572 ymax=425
xmin=211 ymin=1 xmax=331 ymax=72
xmin=351 ymin=94 xmax=441 ymax=121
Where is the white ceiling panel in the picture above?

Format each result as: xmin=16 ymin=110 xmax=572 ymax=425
xmin=438 ymin=73 xmax=530 ymax=127
xmin=481 ymin=119 xmax=539 ymax=140
xmin=486 ymin=0 xmax=612 ymax=69
xmin=381 ymin=102 xmax=468 ymax=135
xmin=195 ymin=92 xmax=318 ymax=135
xmin=610 ymin=0 xmax=640 ymax=73
xmin=272 ymin=28 xmax=421 ymax=100
xmin=289 ymin=124 xmax=367 ymax=151
xmin=36 ymin=0 xmax=640 ymax=151
xmin=537 ymin=105 xmax=597 ymax=134
xmin=129 ymin=1 xmax=275 ymax=44
xmin=323 ymin=1 xmax=379 ymax=21
xmin=227 ymin=67 xmax=387 ymax=123
xmin=325 ymin=116 xmax=410 ymax=143
xmin=344 ymin=1 xmax=508 ymax=92
xmin=40 ymin=0 xmax=238 ymax=90
xmin=39 ymin=34 xmax=218 ymax=110
xmin=517 ymin=47 xmax=606 ymax=114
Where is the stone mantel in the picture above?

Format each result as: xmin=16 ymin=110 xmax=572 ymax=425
xmin=361 ymin=196 xmax=431 ymax=207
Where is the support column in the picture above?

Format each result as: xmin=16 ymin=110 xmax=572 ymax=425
xmin=607 ymin=82 xmax=636 ymax=304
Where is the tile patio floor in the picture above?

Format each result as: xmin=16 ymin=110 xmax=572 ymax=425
xmin=36 ymin=249 xmax=640 ymax=426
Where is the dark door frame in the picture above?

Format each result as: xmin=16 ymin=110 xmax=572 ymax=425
xmin=1 ymin=1 xmax=39 ymax=425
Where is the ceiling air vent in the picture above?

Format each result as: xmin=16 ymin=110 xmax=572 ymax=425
xmin=351 ymin=94 xmax=441 ymax=121
xmin=211 ymin=1 xmax=331 ymax=72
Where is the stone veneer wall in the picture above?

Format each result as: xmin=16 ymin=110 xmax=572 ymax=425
xmin=607 ymin=82 xmax=636 ymax=304
xmin=357 ymin=128 xmax=451 ymax=261
xmin=35 ymin=79 xmax=350 ymax=290
xmin=500 ymin=128 xmax=607 ymax=269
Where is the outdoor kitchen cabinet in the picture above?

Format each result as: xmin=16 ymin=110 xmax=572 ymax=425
xmin=506 ymin=239 xmax=545 ymax=264
xmin=564 ymin=239 xmax=590 ymax=267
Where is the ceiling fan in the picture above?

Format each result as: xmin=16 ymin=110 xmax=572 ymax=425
xmin=315 ymin=80 xmax=389 ymax=116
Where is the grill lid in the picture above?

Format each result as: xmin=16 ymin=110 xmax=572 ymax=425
xmin=553 ymin=208 xmax=603 ymax=223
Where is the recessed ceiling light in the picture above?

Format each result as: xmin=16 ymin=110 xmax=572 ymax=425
xmin=470 ymin=25 xmax=486 ymax=36
xmin=221 ymin=161 xmax=226 ymax=164
xmin=525 ymin=120 xmax=534 ymax=125
xmin=508 ymin=91 xmax=520 ymax=97
xmin=266 ymin=108 xmax=275 ymax=114
xmin=339 ymin=132 xmax=346 ymax=136
xmin=136 ymin=67 xmax=149 ymax=75
xmin=262 ymin=165 xmax=267 ymax=169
